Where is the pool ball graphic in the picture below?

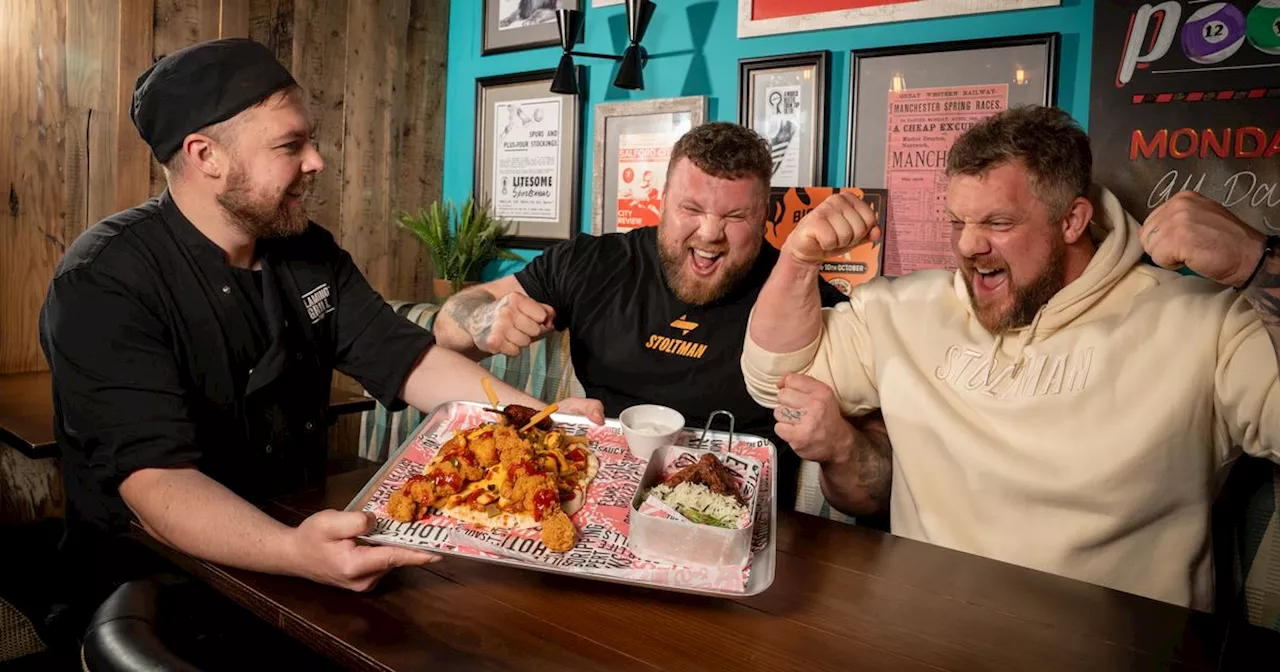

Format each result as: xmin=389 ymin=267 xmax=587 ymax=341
xmin=1248 ymin=0 xmax=1280 ymax=55
xmin=1181 ymin=2 xmax=1247 ymax=64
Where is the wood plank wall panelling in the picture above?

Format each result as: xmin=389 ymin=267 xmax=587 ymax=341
xmin=0 ymin=0 xmax=446 ymax=523
xmin=116 ymin=0 xmax=157 ymax=211
xmin=1 ymin=0 xmax=70 ymax=377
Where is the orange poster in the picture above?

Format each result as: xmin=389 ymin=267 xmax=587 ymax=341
xmin=765 ymin=186 xmax=888 ymax=297
xmin=615 ymin=132 xmax=670 ymax=232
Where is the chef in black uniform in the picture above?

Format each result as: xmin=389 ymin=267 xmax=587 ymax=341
xmin=38 ymin=37 xmax=602 ymax=617
xmin=432 ymin=122 xmax=891 ymax=512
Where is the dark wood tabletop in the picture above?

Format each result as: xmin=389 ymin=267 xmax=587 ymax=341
xmin=138 ymin=464 xmax=1261 ymax=672
xmin=0 ymin=371 xmax=57 ymax=459
xmin=0 ymin=370 xmax=375 ymax=460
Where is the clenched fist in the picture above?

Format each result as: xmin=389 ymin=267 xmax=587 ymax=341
xmin=1140 ymin=191 xmax=1266 ymax=288
xmin=773 ymin=373 xmax=856 ymax=465
xmin=470 ymin=293 xmax=556 ymax=357
xmin=783 ymin=192 xmax=882 ymax=265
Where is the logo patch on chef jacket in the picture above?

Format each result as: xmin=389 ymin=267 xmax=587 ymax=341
xmin=302 ymin=283 xmax=334 ymax=323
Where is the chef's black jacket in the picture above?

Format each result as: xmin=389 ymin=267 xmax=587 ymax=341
xmin=39 ymin=191 xmax=434 ymax=546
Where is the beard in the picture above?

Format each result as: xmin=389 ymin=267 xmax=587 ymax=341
xmin=964 ymin=238 xmax=1066 ymax=334
xmin=216 ymin=160 xmax=309 ymax=239
xmin=656 ymin=221 xmax=760 ymax=306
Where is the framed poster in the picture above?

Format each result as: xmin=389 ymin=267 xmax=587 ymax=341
xmin=765 ymin=187 xmax=888 ymax=296
xmin=474 ymin=68 xmax=583 ymax=248
xmin=739 ymin=51 xmax=831 ymax=187
xmin=592 ymin=96 xmax=708 ymax=235
xmin=1090 ymin=0 xmax=1280 ymax=235
xmin=848 ymin=33 xmax=1059 ymax=277
xmin=483 ymin=0 xmax=581 ymax=56
xmin=738 ymin=0 xmax=1060 ymax=39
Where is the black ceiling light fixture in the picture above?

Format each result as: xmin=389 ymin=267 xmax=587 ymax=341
xmin=550 ymin=0 xmax=657 ymax=96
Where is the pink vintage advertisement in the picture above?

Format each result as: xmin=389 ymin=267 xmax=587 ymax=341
xmin=347 ymin=402 xmax=776 ymax=596
xmin=883 ymin=84 xmax=1009 ymax=276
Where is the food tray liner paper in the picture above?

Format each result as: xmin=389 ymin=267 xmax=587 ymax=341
xmin=352 ymin=402 xmax=773 ymax=594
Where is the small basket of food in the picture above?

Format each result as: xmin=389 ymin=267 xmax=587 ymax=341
xmin=627 ymin=411 xmax=761 ymax=568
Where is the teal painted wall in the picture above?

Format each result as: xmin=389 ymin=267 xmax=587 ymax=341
xmin=442 ymin=0 xmax=1095 ymax=278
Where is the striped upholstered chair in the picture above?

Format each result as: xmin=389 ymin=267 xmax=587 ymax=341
xmin=1238 ymin=462 xmax=1280 ymax=630
xmin=358 ymin=301 xmax=584 ymax=464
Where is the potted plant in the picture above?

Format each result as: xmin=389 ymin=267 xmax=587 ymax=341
xmin=396 ymin=197 xmax=523 ymax=299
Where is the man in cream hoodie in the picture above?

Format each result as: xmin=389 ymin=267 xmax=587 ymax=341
xmin=742 ymin=105 xmax=1280 ymax=611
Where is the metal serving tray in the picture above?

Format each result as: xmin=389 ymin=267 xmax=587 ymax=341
xmin=344 ymin=401 xmax=776 ymax=598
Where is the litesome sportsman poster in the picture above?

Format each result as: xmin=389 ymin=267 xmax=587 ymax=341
xmin=1090 ymin=0 xmax=1280 ymax=234
xmin=492 ymin=97 xmax=563 ymax=222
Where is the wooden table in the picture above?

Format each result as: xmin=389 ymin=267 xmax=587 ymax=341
xmin=0 ymin=372 xmax=57 ymax=459
xmin=140 ymin=465 xmax=1271 ymax=672
xmin=0 ymin=371 xmax=376 ymax=460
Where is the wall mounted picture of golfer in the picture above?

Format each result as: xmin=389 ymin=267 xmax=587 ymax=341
xmin=739 ymin=51 xmax=831 ymax=187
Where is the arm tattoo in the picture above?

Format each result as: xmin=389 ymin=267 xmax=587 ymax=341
xmin=822 ymin=422 xmax=893 ymax=516
xmin=444 ymin=289 xmax=497 ymax=342
xmin=1245 ymin=253 xmax=1280 ymax=364
xmin=854 ymin=428 xmax=893 ymax=510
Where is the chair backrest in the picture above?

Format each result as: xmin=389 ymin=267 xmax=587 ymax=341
xmin=1237 ymin=459 xmax=1280 ymax=631
xmin=81 ymin=580 xmax=200 ymax=672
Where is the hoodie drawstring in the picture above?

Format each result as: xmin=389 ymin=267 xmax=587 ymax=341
xmin=986 ymin=305 xmax=1047 ymax=385
xmin=1012 ymin=306 xmax=1047 ymax=378
xmin=985 ymin=333 xmax=1004 ymax=386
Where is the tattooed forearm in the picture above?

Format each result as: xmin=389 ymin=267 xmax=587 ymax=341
xmin=857 ymin=428 xmax=893 ymax=512
xmin=819 ymin=420 xmax=893 ymax=517
xmin=1245 ymin=252 xmax=1280 ymax=365
xmin=443 ymin=288 xmax=497 ymax=339
xmin=433 ymin=288 xmax=499 ymax=357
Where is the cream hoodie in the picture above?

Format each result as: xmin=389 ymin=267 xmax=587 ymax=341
xmin=742 ymin=186 xmax=1280 ymax=611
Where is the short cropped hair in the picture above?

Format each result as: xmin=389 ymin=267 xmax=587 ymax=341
xmin=946 ymin=105 xmax=1091 ymax=217
xmin=668 ymin=122 xmax=773 ymax=191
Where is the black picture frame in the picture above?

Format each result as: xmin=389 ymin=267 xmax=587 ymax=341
xmin=474 ymin=68 xmax=584 ymax=249
xmin=847 ymin=32 xmax=1060 ymax=186
xmin=738 ymin=50 xmax=831 ymax=187
xmin=482 ymin=0 xmax=581 ymax=56
xmin=846 ymin=32 xmax=1059 ymax=277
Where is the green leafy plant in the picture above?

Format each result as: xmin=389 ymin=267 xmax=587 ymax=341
xmin=396 ymin=197 xmax=523 ymax=293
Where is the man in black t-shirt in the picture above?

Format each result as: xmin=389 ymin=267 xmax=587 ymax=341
xmin=434 ymin=123 xmax=891 ymax=511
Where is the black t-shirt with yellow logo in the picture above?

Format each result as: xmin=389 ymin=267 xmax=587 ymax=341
xmin=515 ymin=226 xmax=848 ymax=504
